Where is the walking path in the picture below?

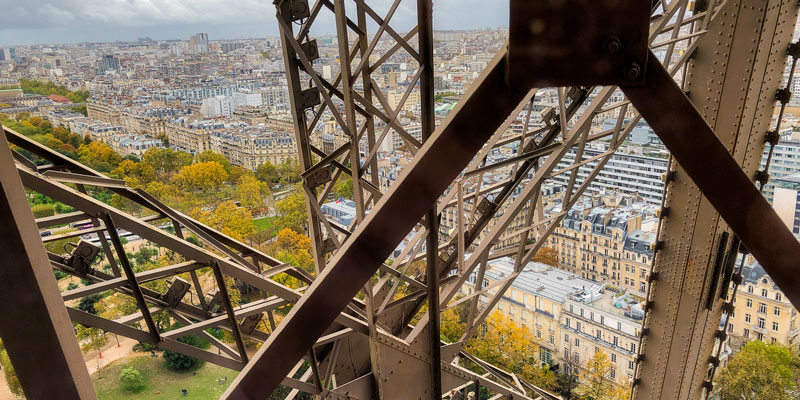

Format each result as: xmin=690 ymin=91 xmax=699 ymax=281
xmin=0 ymin=335 xmax=139 ymax=399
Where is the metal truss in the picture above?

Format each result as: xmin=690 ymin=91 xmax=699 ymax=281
xmin=223 ymin=0 xmax=799 ymax=399
xmin=0 ymin=0 xmax=798 ymax=399
xmin=3 ymin=118 xmax=543 ymax=398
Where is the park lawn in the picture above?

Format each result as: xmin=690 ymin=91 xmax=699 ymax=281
xmin=92 ymin=355 xmax=237 ymax=399
xmin=253 ymin=216 xmax=278 ymax=233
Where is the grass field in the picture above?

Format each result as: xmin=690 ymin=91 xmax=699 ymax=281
xmin=253 ymin=216 xmax=278 ymax=234
xmin=92 ymin=355 xmax=236 ymax=399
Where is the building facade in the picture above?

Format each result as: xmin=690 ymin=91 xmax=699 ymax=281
xmin=725 ymin=258 xmax=800 ymax=346
xmin=548 ymin=195 xmax=657 ymax=296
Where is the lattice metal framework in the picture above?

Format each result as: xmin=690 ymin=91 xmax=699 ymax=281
xmin=0 ymin=0 xmax=799 ymax=399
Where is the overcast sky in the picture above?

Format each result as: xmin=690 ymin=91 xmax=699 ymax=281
xmin=0 ymin=0 xmax=509 ymax=46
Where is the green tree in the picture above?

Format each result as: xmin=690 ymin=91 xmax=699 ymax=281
xmin=532 ymin=247 xmax=559 ymax=266
xmin=31 ymin=203 xmax=56 ymax=218
xmin=228 ymin=165 xmax=251 ymax=185
xmin=716 ymin=341 xmax=800 ymax=400
xmin=440 ymin=306 xmax=466 ymax=343
xmin=237 ymin=174 xmax=268 ymax=209
xmin=278 ymin=159 xmax=301 ymax=183
xmin=267 ymin=228 xmax=314 ymax=273
xmin=71 ymin=104 xmax=88 ymax=116
xmin=119 ymin=367 xmax=146 ymax=392
xmin=77 ymin=142 xmax=122 ymax=172
xmin=195 ymin=150 xmax=231 ymax=172
xmin=76 ymin=324 xmax=109 ymax=376
xmin=110 ymin=159 xmax=157 ymax=187
xmin=142 ymin=147 xmax=192 ymax=178
xmin=77 ymin=293 xmax=103 ymax=315
xmin=131 ymin=246 xmax=158 ymax=267
xmin=275 ymin=190 xmax=307 ymax=233
xmin=256 ymin=162 xmax=279 ymax=184
xmin=19 ymin=78 xmax=89 ymax=103
xmin=333 ymin=175 xmax=353 ymax=200
xmin=190 ymin=201 xmax=256 ymax=241
xmin=576 ymin=350 xmax=625 ymax=400
xmin=96 ymin=292 xmax=138 ymax=320
xmin=163 ymin=334 xmax=210 ymax=370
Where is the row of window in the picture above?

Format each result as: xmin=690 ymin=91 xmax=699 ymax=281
xmin=742 ymin=299 xmax=781 ymax=315
xmin=745 ymin=285 xmax=782 ymax=301
xmin=740 ymin=314 xmax=781 ymax=331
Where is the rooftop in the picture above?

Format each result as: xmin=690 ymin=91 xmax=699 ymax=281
xmin=482 ymin=257 xmax=598 ymax=304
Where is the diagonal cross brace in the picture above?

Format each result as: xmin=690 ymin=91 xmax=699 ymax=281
xmin=222 ymin=45 xmax=528 ymax=399
xmin=622 ymin=50 xmax=800 ymax=309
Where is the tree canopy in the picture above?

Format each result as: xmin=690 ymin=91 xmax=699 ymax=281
xmin=465 ymin=311 xmax=557 ymax=392
xmin=19 ymin=78 xmax=90 ymax=103
xmin=716 ymin=341 xmax=800 ymax=400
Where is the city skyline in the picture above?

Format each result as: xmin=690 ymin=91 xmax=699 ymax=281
xmin=0 ymin=0 xmax=510 ymax=46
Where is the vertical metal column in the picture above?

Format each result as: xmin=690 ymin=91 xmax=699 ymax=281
xmin=632 ymin=0 xmax=800 ymax=398
xmin=277 ymin=2 xmax=327 ymax=274
xmin=334 ymin=0 xmax=367 ymax=223
xmin=0 ymin=127 xmax=97 ymax=399
xmin=417 ymin=0 xmax=441 ymax=397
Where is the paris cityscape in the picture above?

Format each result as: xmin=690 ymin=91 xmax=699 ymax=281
xmin=1 ymin=1 xmax=800 ymax=399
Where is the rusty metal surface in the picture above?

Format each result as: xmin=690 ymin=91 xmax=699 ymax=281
xmin=223 ymin=46 xmax=528 ymax=399
xmin=630 ymin=1 xmax=800 ymax=398
xmin=622 ymin=49 xmax=800 ymax=309
xmin=0 ymin=127 xmax=97 ymax=399
xmin=509 ymin=0 xmax=650 ymax=86
xmin=1 ymin=0 xmax=797 ymax=399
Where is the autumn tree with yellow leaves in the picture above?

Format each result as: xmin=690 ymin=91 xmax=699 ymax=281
xmin=576 ymin=350 xmax=631 ymax=400
xmin=173 ymin=161 xmax=229 ymax=191
xmin=465 ymin=311 xmax=558 ymax=392
xmin=190 ymin=200 xmax=256 ymax=241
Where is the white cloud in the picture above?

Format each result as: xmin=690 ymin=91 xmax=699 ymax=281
xmin=0 ymin=0 xmax=508 ymax=45
xmin=1 ymin=0 xmax=274 ymax=29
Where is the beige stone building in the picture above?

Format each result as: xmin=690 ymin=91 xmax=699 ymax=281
xmin=233 ymin=106 xmax=270 ymax=125
xmin=312 ymin=120 xmax=350 ymax=154
xmin=0 ymin=88 xmax=23 ymax=101
xmin=86 ymin=99 xmax=122 ymax=124
xmin=210 ymin=128 xmax=298 ymax=170
xmin=121 ymin=111 xmax=168 ymax=137
xmin=388 ymin=88 xmax=420 ymax=112
xmin=166 ymin=118 xmax=225 ymax=154
xmin=461 ymin=257 xmax=642 ymax=385
xmin=548 ymin=194 xmax=656 ymax=296
xmin=726 ymin=257 xmax=799 ymax=346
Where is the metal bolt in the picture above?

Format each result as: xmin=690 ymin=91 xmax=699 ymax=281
xmin=626 ymin=63 xmax=642 ymax=80
xmin=605 ymin=37 xmax=621 ymax=55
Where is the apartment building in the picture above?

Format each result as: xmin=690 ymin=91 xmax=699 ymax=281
xmin=108 ymin=134 xmax=163 ymax=157
xmin=772 ymin=173 xmax=800 ymax=235
xmin=387 ymin=87 xmax=420 ymax=112
xmin=438 ymin=182 xmax=564 ymax=251
xmin=725 ymin=258 xmax=799 ymax=346
xmin=233 ymin=106 xmax=270 ymax=125
xmin=547 ymin=193 xmax=657 ymax=296
xmin=72 ymin=120 xmax=125 ymax=142
xmin=561 ymin=290 xmax=642 ymax=384
xmin=761 ymin=130 xmax=800 ymax=203
xmin=461 ymin=257 xmax=642 ymax=384
xmin=87 ymin=99 xmax=122 ymax=124
xmin=209 ymin=127 xmax=297 ymax=170
xmin=313 ymin=120 xmax=350 ymax=154
xmin=120 ymin=107 xmax=188 ymax=138
xmin=551 ymin=145 xmax=668 ymax=205
xmin=166 ymin=118 xmax=227 ymax=154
